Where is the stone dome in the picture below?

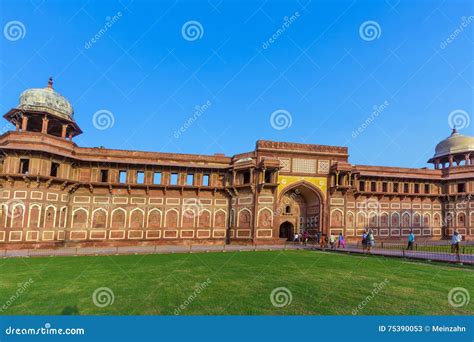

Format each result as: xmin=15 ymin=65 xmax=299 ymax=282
xmin=433 ymin=128 xmax=474 ymax=159
xmin=18 ymin=78 xmax=73 ymax=120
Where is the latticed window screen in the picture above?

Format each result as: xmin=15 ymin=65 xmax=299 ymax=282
xmin=292 ymin=159 xmax=316 ymax=173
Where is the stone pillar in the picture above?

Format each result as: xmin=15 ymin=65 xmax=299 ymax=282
xmin=448 ymin=155 xmax=453 ymax=167
xmin=61 ymin=124 xmax=68 ymax=138
xmin=41 ymin=116 xmax=49 ymax=134
xmin=21 ymin=115 xmax=28 ymax=132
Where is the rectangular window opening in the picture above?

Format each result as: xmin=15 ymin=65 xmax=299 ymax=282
xmin=243 ymin=171 xmax=250 ymax=184
xmin=170 ymin=173 xmax=179 ymax=185
xmin=393 ymin=183 xmax=399 ymax=193
xmin=50 ymin=162 xmax=60 ymax=177
xmin=414 ymin=184 xmax=420 ymax=194
xmin=153 ymin=172 xmax=162 ymax=185
xmin=186 ymin=173 xmax=194 ymax=186
xmin=264 ymin=171 xmax=272 ymax=183
xmin=137 ymin=171 xmax=145 ymax=184
xmin=100 ymin=169 xmax=108 ymax=183
xmin=19 ymin=159 xmax=29 ymax=174
xmin=424 ymin=184 xmax=430 ymax=194
xmin=119 ymin=170 xmax=127 ymax=184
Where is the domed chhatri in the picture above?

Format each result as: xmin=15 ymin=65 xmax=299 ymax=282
xmin=434 ymin=128 xmax=474 ymax=158
xmin=18 ymin=77 xmax=74 ymax=119
xmin=3 ymin=78 xmax=82 ymax=139
xmin=429 ymin=128 xmax=474 ymax=169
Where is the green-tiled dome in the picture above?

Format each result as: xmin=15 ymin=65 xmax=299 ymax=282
xmin=18 ymin=78 xmax=73 ymax=120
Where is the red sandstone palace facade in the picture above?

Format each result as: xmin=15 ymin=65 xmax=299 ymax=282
xmin=0 ymin=80 xmax=473 ymax=249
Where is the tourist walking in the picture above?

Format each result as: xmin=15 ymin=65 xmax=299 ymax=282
xmin=451 ymin=230 xmax=462 ymax=260
xmin=302 ymin=231 xmax=308 ymax=245
xmin=337 ymin=233 xmax=346 ymax=248
xmin=367 ymin=229 xmax=375 ymax=253
xmin=316 ymin=231 xmax=321 ymax=244
xmin=321 ymin=234 xmax=328 ymax=248
xmin=329 ymin=233 xmax=336 ymax=249
xmin=361 ymin=229 xmax=368 ymax=252
xmin=293 ymin=233 xmax=300 ymax=243
xmin=406 ymin=230 xmax=415 ymax=250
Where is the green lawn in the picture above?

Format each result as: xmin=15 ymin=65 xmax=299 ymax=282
xmin=0 ymin=250 xmax=472 ymax=315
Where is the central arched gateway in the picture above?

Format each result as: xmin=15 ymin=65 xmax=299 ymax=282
xmin=277 ymin=181 xmax=325 ymax=237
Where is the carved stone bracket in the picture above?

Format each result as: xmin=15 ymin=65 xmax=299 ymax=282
xmin=60 ymin=181 xmax=68 ymax=191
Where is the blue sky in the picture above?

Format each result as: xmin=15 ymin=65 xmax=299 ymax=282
xmin=0 ymin=0 xmax=473 ymax=168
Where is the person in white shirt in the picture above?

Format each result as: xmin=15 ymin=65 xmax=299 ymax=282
xmin=451 ymin=231 xmax=462 ymax=255
xmin=293 ymin=233 xmax=299 ymax=243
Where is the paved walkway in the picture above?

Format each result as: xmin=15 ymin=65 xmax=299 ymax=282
xmin=311 ymin=244 xmax=473 ymax=265
xmin=1 ymin=243 xmax=472 ymax=265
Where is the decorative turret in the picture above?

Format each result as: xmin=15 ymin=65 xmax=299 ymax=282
xmin=428 ymin=127 xmax=474 ymax=169
xmin=3 ymin=78 xmax=82 ymax=139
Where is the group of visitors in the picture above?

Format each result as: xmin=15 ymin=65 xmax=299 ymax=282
xmin=293 ymin=230 xmax=309 ymax=245
xmin=293 ymin=230 xmax=347 ymax=249
xmin=319 ymin=232 xmax=346 ymax=249
xmin=406 ymin=229 xmax=463 ymax=256
xmin=292 ymin=228 xmax=464 ymax=259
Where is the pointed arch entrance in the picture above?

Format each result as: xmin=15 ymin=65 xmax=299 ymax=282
xmin=279 ymin=221 xmax=294 ymax=241
xmin=277 ymin=181 xmax=325 ymax=238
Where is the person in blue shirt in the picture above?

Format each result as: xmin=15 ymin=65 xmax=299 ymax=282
xmin=406 ymin=230 xmax=415 ymax=250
